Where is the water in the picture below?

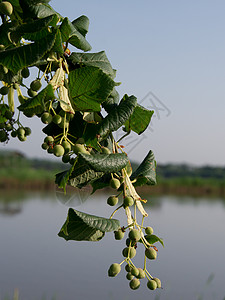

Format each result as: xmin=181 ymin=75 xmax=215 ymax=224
xmin=0 ymin=190 xmax=225 ymax=300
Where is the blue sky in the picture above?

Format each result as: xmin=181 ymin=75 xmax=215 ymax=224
xmin=1 ymin=0 xmax=225 ymax=166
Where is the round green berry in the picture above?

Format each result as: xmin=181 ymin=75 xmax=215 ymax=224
xmin=108 ymin=263 xmax=121 ymax=277
xmin=128 ymin=229 xmax=141 ymax=242
xmin=62 ymin=154 xmax=71 ymax=163
xmin=110 ymin=178 xmax=121 ymax=189
xmin=11 ymin=130 xmax=17 ymax=138
xmin=41 ymin=112 xmax=52 ymax=124
xmin=41 ymin=142 xmax=48 ymax=150
xmin=122 ymin=247 xmax=136 ymax=259
xmin=4 ymin=110 xmax=13 ymax=119
xmin=52 ymin=114 xmax=62 ymax=124
xmin=18 ymin=135 xmax=27 ymax=142
xmin=30 ymin=79 xmax=42 ymax=92
xmin=114 ymin=229 xmax=124 ymax=240
xmin=145 ymin=226 xmax=154 ymax=235
xmin=107 ymin=195 xmax=118 ymax=206
xmin=153 ymin=277 xmax=161 ymax=288
xmin=44 ymin=136 xmax=54 ymax=144
xmin=129 ymin=278 xmax=140 ymax=290
xmin=0 ymin=2 xmax=13 ymax=16
xmin=123 ymin=196 xmax=134 ymax=207
xmin=147 ymin=280 xmax=157 ymax=290
xmin=136 ymin=268 xmax=145 ymax=279
xmin=126 ymin=272 xmax=134 ymax=280
xmin=24 ymin=127 xmax=31 ymax=136
xmin=5 ymin=123 xmax=13 ymax=131
xmin=0 ymin=86 xmax=9 ymax=95
xmin=27 ymin=88 xmax=37 ymax=98
xmin=53 ymin=144 xmax=65 ymax=157
xmin=21 ymin=67 xmax=30 ymax=78
xmin=125 ymin=264 xmax=132 ymax=273
xmin=145 ymin=247 xmax=157 ymax=260
xmin=0 ymin=130 xmax=7 ymax=142
xmin=17 ymin=127 xmax=25 ymax=137
xmin=131 ymin=267 xmax=139 ymax=277
xmin=62 ymin=140 xmax=71 ymax=154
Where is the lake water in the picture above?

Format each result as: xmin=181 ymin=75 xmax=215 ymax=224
xmin=0 ymin=189 xmax=225 ymax=300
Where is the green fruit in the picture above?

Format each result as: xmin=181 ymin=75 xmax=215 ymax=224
xmin=147 ymin=280 xmax=157 ymax=290
xmin=4 ymin=110 xmax=13 ymax=119
xmin=0 ymin=86 xmax=9 ymax=95
xmin=73 ymin=143 xmax=88 ymax=155
xmin=2 ymin=66 xmax=8 ymax=74
xmin=125 ymin=264 xmax=132 ymax=273
xmin=24 ymin=127 xmax=31 ymax=136
xmin=123 ymin=196 xmax=134 ymax=207
xmin=0 ymin=2 xmax=13 ymax=15
xmin=136 ymin=268 xmax=145 ymax=279
xmin=62 ymin=140 xmax=71 ymax=154
xmin=122 ymin=247 xmax=136 ymax=259
xmin=126 ymin=272 xmax=134 ymax=280
xmin=52 ymin=114 xmax=62 ymax=124
xmin=107 ymin=195 xmax=118 ymax=206
xmin=101 ymin=146 xmax=111 ymax=154
xmin=0 ymin=44 xmax=5 ymax=51
xmin=153 ymin=277 xmax=161 ymax=288
xmin=108 ymin=263 xmax=121 ymax=277
xmin=110 ymin=178 xmax=121 ymax=189
xmin=21 ymin=68 xmax=30 ymax=78
xmin=17 ymin=127 xmax=25 ymax=136
xmin=145 ymin=247 xmax=157 ymax=260
xmin=62 ymin=154 xmax=70 ymax=163
xmin=53 ymin=144 xmax=65 ymax=157
xmin=18 ymin=135 xmax=27 ymax=142
xmin=145 ymin=227 xmax=154 ymax=235
xmin=44 ymin=136 xmax=54 ymax=144
xmin=114 ymin=229 xmax=124 ymax=240
xmin=126 ymin=238 xmax=136 ymax=247
xmin=47 ymin=146 xmax=54 ymax=154
xmin=0 ymin=130 xmax=7 ymax=141
xmin=30 ymin=79 xmax=42 ymax=91
xmin=5 ymin=123 xmax=12 ymax=131
xmin=131 ymin=267 xmax=139 ymax=277
xmin=41 ymin=112 xmax=52 ymax=124
xmin=128 ymin=229 xmax=141 ymax=242
xmin=41 ymin=142 xmax=48 ymax=150
xmin=129 ymin=278 xmax=140 ymax=290
xmin=27 ymin=89 xmax=37 ymax=98
xmin=11 ymin=130 xmax=17 ymax=138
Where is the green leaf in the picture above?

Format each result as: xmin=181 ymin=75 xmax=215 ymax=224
xmin=68 ymin=66 xmax=115 ymax=112
xmin=91 ymin=173 xmax=111 ymax=194
xmin=10 ymin=15 xmax=59 ymax=42
xmin=58 ymin=208 xmax=120 ymax=241
xmin=18 ymin=84 xmax=55 ymax=115
xmin=102 ymin=88 xmax=120 ymax=113
xmin=145 ymin=234 xmax=164 ymax=247
xmin=98 ymin=94 xmax=137 ymax=139
xmin=19 ymin=0 xmax=61 ymax=19
xmin=72 ymin=15 xmax=89 ymax=37
xmin=68 ymin=51 xmax=115 ymax=78
xmin=0 ymin=32 xmax=57 ymax=73
xmin=60 ymin=17 xmax=91 ymax=52
xmin=124 ymin=104 xmax=154 ymax=135
xmin=79 ymin=153 xmax=129 ymax=173
xmin=130 ymin=150 xmax=157 ymax=186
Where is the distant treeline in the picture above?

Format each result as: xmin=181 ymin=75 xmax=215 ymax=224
xmin=0 ymin=150 xmax=224 ymax=195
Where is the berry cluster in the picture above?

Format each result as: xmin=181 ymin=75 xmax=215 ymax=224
xmin=108 ymin=227 xmax=161 ymax=290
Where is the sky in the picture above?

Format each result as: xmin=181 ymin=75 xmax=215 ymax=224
xmin=1 ymin=0 xmax=225 ymax=166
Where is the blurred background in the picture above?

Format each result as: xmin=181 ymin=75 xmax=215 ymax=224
xmin=1 ymin=1 xmax=225 ymax=300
